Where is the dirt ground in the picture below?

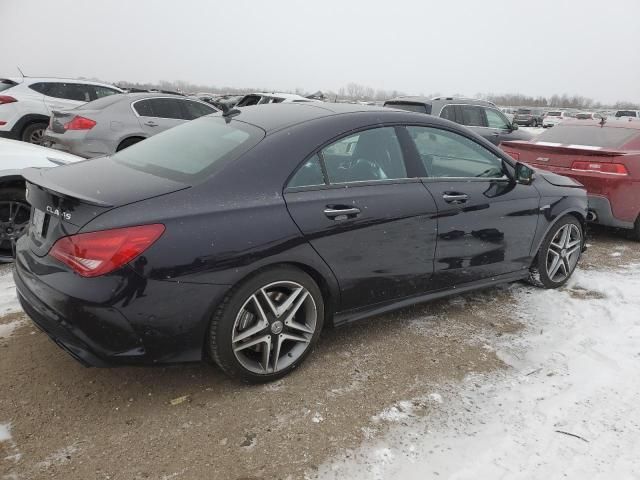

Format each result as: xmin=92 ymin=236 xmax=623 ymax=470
xmin=1 ymin=226 xmax=639 ymax=480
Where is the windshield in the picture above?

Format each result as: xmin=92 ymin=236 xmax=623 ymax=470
xmin=546 ymin=111 xmax=562 ymax=116
xmin=384 ymin=102 xmax=431 ymax=114
xmin=112 ymin=116 xmax=264 ymax=182
xmin=535 ymin=124 xmax=639 ymax=149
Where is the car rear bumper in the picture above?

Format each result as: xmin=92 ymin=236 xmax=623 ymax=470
xmin=14 ymin=236 xmax=231 ymax=366
xmin=43 ymin=130 xmax=112 ymax=158
xmin=587 ymin=195 xmax=635 ymax=229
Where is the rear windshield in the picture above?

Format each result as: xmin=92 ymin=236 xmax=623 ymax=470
xmin=77 ymin=93 xmax=124 ymax=110
xmin=546 ymin=111 xmax=561 ymax=116
xmin=575 ymin=113 xmax=592 ymax=119
xmin=615 ymin=110 xmax=637 ymax=118
xmin=384 ymin=102 xmax=431 ymax=114
xmin=535 ymin=124 xmax=639 ymax=149
xmin=516 ymin=109 xmax=531 ymax=114
xmin=112 ymin=116 xmax=264 ymax=182
xmin=0 ymin=79 xmax=17 ymax=93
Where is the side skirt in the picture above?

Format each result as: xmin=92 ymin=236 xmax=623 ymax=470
xmin=332 ymin=271 xmax=529 ymax=327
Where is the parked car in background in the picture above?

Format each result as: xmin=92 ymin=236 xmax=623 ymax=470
xmin=0 ymin=138 xmax=82 ymax=261
xmin=513 ymin=108 xmax=545 ymax=127
xmin=0 ymin=77 xmax=122 ymax=145
xmin=614 ymin=110 xmax=639 ymax=120
xmin=384 ymin=96 xmax=533 ymax=145
xmin=43 ymin=93 xmax=218 ymax=158
xmin=235 ymin=92 xmax=317 ymax=106
xmin=197 ymin=93 xmax=242 ymax=110
xmin=575 ymin=112 xmax=605 ymax=120
xmin=15 ymin=103 xmax=586 ymax=382
xmin=502 ymin=120 xmax=640 ymax=239
xmin=543 ymin=110 xmax=572 ymax=128
xmin=500 ymin=107 xmax=516 ymax=122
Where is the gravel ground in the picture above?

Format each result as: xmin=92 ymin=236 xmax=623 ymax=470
xmin=0 ymin=226 xmax=638 ymax=480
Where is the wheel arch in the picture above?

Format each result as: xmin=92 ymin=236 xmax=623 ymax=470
xmin=14 ymin=114 xmax=50 ymax=137
xmin=116 ymin=136 xmax=145 ymax=151
xmin=531 ymin=208 xmax=586 ymax=260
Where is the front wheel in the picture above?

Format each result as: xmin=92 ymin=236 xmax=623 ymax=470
xmin=208 ymin=266 xmax=324 ymax=383
xmin=529 ymin=216 xmax=583 ymax=288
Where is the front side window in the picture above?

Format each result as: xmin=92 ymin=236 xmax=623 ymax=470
xmin=320 ymin=127 xmax=407 ymax=183
xmin=461 ymin=105 xmax=485 ymax=127
xmin=485 ymin=108 xmax=510 ymax=129
xmin=407 ymin=126 xmax=505 ymax=178
xmin=287 ymin=155 xmax=325 ymax=188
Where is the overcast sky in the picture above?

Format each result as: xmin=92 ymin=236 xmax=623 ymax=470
xmin=1 ymin=0 xmax=638 ymax=103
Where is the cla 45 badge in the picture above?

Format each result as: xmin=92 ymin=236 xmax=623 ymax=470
xmin=46 ymin=206 xmax=71 ymax=221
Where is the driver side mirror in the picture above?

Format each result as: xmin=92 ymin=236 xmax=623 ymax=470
xmin=515 ymin=162 xmax=534 ymax=185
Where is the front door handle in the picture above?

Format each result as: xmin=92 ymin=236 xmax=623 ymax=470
xmin=324 ymin=206 xmax=361 ymax=219
xmin=442 ymin=193 xmax=469 ymax=204
xmin=144 ymin=121 xmax=158 ymax=127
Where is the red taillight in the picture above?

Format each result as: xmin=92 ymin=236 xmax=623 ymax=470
xmin=0 ymin=95 xmax=17 ymax=105
xmin=571 ymin=161 xmax=629 ymax=176
xmin=63 ymin=115 xmax=96 ymax=130
xmin=50 ymin=224 xmax=165 ymax=277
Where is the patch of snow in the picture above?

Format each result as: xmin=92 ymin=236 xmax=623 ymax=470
xmin=0 ymin=423 xmax=12 ymax=442
xmin=36 ymin=443 xmax=80 ymax=470
xmin=0 ymin=270 xmax=21 ymax=316
xmin=0 ymin=319 xmax=26 ymax=339
xmin=373 ymin=401 xmax=416 ymax=423
xmin=610 ymin=252 xmax=622 ymax=257
xmin=315 ymin=266 xmax=640 ymax=479
xmin=312 ymin=412 xmax=324 ymax=423
xmin=428 ymin=393 xmax=443 ymax=404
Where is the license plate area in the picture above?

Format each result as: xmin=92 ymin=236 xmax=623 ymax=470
xmin=31 ymin=208 xmax=48 ymax=239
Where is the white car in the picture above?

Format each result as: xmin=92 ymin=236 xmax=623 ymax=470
xmin=0 ymin=137 xmax=82 ymax=261
xmin=614 ymin=110 xmax=639 ymax=121
xmin=235 ymin=92 xmax=319 ymax=107
xmin=542 ymin=111 xmax=572 ymax=128
xmin=0 ymin=77 xmax=122 ymax=144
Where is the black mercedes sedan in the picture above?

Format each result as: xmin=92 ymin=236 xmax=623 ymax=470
xmin=14 ymin=103 xmax=587 ymax=382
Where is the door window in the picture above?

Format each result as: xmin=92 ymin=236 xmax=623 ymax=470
xmin=181 ymin=100 xmax=216 ymax=120
xmin=407 ymin=126 xmax=505 ymax=178
xmin=485 ymin=108 xmax=510 ymax=129
xmin=320 ymin=127 xmax=407 ymax=183
xmin=440 ymin=105 xmax=456 ymax=121
xmin=460 ymin=105 xmax=486 ymax=127
xmin=133 ymin=99 xmax=154 ymax=117
xmin=134 ymin=98 xmax=184 ymax=119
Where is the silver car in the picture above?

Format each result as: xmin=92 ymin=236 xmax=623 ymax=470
xmin=43 ymin=93 xmax=218 ymax=158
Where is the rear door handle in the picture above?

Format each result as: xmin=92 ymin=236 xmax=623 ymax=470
xmin=144 ymin=121 xmax=158 ymax=127
xmin=324 ymin=206 xmax=361 ymax=219
xmin=442 ymin=193 xmax=469 ymax=204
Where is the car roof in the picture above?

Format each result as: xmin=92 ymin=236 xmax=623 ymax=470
xmin=118 ymin=92 xmax=195 ymax=100
xmin=227 ymin=102 xmax=441 ymax=134
xmin=5 ymin=77 xmax=121 ymax=88
xmin=385 ymin=96 xmax=496 ymax=107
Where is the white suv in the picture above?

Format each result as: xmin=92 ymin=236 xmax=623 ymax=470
xmin=0 ymin=77 xmax=122 ymax=144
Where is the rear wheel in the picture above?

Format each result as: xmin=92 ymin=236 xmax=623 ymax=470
xmin=529 ymin=216 xmax=583 ymax=288
xmin=116 ymin=137 xmax=142 ymax=151
xmin=21 ymin=122 xmax=48 ymax=145
xmin=209 ymin=266 xmax=324 ymax=383
xmin=633 ymin=216 xmax=640 ymax=241
xmin=0 ymin=187 xmax=30 ymax=262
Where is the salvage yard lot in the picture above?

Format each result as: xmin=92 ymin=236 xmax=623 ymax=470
xmin=1 ymin=226 xmax=639 ymax=480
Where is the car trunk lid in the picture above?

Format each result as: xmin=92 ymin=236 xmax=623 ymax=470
xmin=22 ymin=158 xmax=188 ymax=256
xmin=501 ymin=140 xmax=626 ymax=169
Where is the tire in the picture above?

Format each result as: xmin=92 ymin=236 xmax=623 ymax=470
xmin=633 ymin=216 xmax=640 ymax=242
xmin=209 ymin=266 xmax=325 ymax=383
xmin=0 ymin=186 xmax=30 ymax=262
xmin=528 ymin=216 xmax=583 ymax=289
xmin=116 ymin=137 xmax=142 ymax=151
xmin=21 ymin=122 xmax=48 ymax=145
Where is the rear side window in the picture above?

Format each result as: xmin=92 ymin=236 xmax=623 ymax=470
xmin=149 ymin=98 xmax=184 ymax=119
xmin=0 ymin=79 xmax=17 ymax=93
xmin=182 ymin=100 xmax=216 ymax=120
xmin=288 ymin=155 xmax=325 ymax=188
xmin=133 ymin=99 xmax=154 ymax=116
xmin=45 ymin=83 xmax=92 ymax=102
xmin=461 ymin=105 xmax=485 ymax=127
xmin=440 ymin=105 xmax=456 ymax=121
xmin=112 ymin=117 xmax=264 ymax=182
xmin=92 ymin=85 xmax=120 ymax=99
xmin=407 ymin=126 xmax=505 ymax=178
xmin=535 ymin=125 xmax=640 ymax=149
xmin=28 ymin=82 xmax=49 ymax=94
xmin=320 ymin=127 xmax=407 ymax=183
xmin=384 ymin=102 xmax=430 ymax=114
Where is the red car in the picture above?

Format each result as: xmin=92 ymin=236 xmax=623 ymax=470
xmin=501 ymin=119 xmax=640 ymax=239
